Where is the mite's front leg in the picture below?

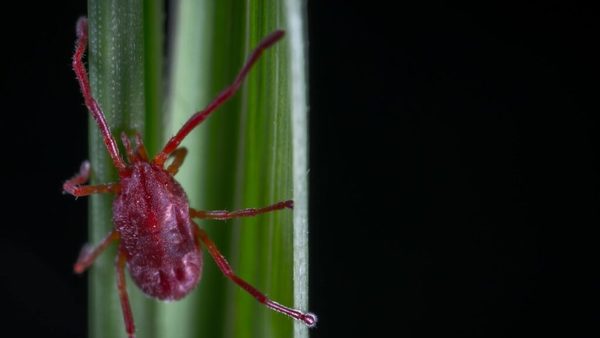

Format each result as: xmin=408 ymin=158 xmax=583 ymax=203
xmin=63 ymin=161 xmax=120 ymax=197
xmin=190 ymin=200 xmax=293 ymax=221
xmin=165 ymin=147 xmax=188 ymax=175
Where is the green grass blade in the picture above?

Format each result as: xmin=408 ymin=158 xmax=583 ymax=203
xmin=166 ymin=1 xmax=310 ymax=338
xmin=164 ymin=1 xmax=246 ymax=337
xmin=284 ymin=1 xmax=311 ymax=338
xmin=143 ymin=0 xmax=165 ymax=156
xmin=87 ymin=1 xmax=163 ymax=338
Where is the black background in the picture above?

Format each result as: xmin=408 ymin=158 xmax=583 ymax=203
xmin=0 ymin=1 xmax=597 ymax=337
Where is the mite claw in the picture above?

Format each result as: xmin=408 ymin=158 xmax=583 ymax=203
xmin=284 ymin=200 xmax=294 ymax=209
xmin=73 ymin=243 xmax=93 ymax=273
xmin=302 ymin=312 xmax=318 ymax=328
xmin=76 ymin=17 xmax=87 ymax=39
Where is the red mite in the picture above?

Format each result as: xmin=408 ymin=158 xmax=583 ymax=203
xmin=64 ymin=17 xmax=316 ymax=338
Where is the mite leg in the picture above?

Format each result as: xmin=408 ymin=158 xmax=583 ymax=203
xmin=166 ymin=148 xmax=188 ymax=175
xmin=194 ymin=225 xmax=317 ymax=327
xmin=120 ymin=132 xmax=136 ymax=164
xmin=154 ymin=30 xmax=285 ymax=166
xmin=73 ymin=230 xmax=119 ymax=273
xmin=120 ymin=132 xmax=148 ymax=163
xmin=134 ymin=133 xmax=149 ymax=162
xmin=63 ymin=161 xmax=120 ymax=197
xmin=116 ymin=246 xmax=136 ymax=338
xmin=190 ymin=200 xmax=293 ymax=221
xmin=73 ymin=17 xmax=126 ymax=171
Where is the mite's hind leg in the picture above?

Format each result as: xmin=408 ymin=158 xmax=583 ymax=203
xmin=166 ymin=148 xmax=188 ymax=175
xmin=116 ymin=246 xmax=136 ymax=338
xmin=193 ymin=224 xmax=317 ymax=327
xmin=63 ymin=161 xmax=120 ymax=197
xmin=73 ymin=230 xmax=119 ymax=273
xmin=190 ymin=200 xmax=293 ymax=221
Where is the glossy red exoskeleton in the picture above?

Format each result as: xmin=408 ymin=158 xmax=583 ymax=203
xmin=64 ymin=17 xmax=316 ymax=338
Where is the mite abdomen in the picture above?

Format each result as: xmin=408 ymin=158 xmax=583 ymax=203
xmin=113 ymin=162 xmax=202 ymax=300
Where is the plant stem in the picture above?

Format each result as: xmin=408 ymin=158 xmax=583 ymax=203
xmin=87 ymin=1 xmax=162 ymax=337
xmin=284 ymin=1 xmax=311 ymax=337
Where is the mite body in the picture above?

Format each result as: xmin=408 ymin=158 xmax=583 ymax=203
xmin=64 ymin=17 xmax=316 ymax=338
xmin=114 ymin=161 xmax=201 ymax=301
